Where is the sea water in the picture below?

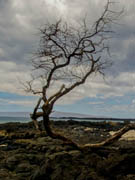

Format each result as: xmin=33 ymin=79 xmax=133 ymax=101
xmin=0 ymin=116 xmax=129 ymax=124
xmin=0 ymin=116 xmax=31 ymax=124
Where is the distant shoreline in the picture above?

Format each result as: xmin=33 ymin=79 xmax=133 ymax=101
xmin=52 ymin=117 xmax=135 ymax=122
xmin=0 ymin=116 xmax=135 ymax=124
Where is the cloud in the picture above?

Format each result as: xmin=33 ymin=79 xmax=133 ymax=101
xmin=0 ymin=60 xmax=134 ymax=106
xmin=0 ymin=0 xmax=135 ymax=110
xmin=0 ymin=61 xmax=31 ymax=94
xmin=1 ymin=61 xmax=135 ymax=107
xmin=86 ymin=72 xmax=135 ymax=98
xmin=88 ymin=101 xmax=104 ymax=105
xmin=102 ymin=104 xmax=135 ymax=114
xmin=0 ymin=98 xmax=36 ymax=107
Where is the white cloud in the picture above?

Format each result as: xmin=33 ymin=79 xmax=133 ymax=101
xmin=0 ymin=98 xmax=36 ymax=107
xmin=0 ymin=48 xmax=5 ymax=56
xmin=0 ymin=0 xmax=135 ymax=110
xmin=0 ymin=61 xmax=17 ymax=70
xmin=9 ymin=100 xmax=36 ymax=106
xmin=103 ymin=104 xmax=135 ymax=113
xmin=1 ymin=58 xmax=135 ymax=106
xmin=88 ymin=101 xmax=104 ymax=105
xmin=57 ymin=71 xmax=135 ymax=104
xmin=0 ymin=61 xmax=31 ymax=94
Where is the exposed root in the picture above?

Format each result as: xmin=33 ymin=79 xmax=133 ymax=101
xmin=45 ymin=123 xmax=135 ymax=151
xmin=32 ymin=118 xmax=40 ymax=131
xmin=33 ymin=113 xmax=135 ymax=151
xmin=82 ymin=124 xmax=135 ymax=149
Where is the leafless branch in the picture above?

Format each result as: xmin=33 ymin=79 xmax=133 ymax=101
xmin=24 ymin=0 xmax=125 ymax=148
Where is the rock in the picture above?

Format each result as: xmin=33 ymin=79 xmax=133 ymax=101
xmin=5 ymin=154 xmax=27 ymax=170
xmin=36 ymin=137 xmax=48 ymax=145
xmin=126 ymin=174 xmax=135 ymax=180
xmin=48 ymin=151 xmax=70 ymax=160
xmin=0 ymin=130 xmax=7 ymax=136
xmin=0 ymin=120 xmax=135 ymax=180
xmin=120 ymin=130 xmax=135 ymax=141
xmin=73 ymin=126 xmax=84 ymax=131
xmin=0 ymin=169 xmax=9 ymax=178
xmin=109 ymin=131 xmax=116 ymax=136
xmin=5 ymin=156 xmax=20 ymax=170
xmin=0 ymin=144 xmax=8 ymax=147
xmin=31 ymin=150 xmax=102 ymax=180
xmin=15 ymin=163 xmax=33 ymax=173
xmin=84 ymin=127 xmax=93 ymax=132
xmin=68 ymin=150 xmax=82 ymax=158
xmin=31 ymin=151 xmax=74 ymax=180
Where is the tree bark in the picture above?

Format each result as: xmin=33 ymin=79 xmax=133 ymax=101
xmin=42 ymin=114 xmax=80 ymax=149
xmin=42 ymin=115 xmax=135 ymax=150
xmin=32 ymin=118 xmax=40 ymax=131
xmin=82 ymin=124 xmax=135 ymax=149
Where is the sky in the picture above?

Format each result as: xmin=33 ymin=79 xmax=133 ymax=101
xmin=0 ymin=0 xmax=135 ymax=118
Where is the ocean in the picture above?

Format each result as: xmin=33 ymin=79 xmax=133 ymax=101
xmin=0 ymin=116 xmax=31 ymax=124
xmin=0 ymin=116 xmax=129 ymax=124
xmin=0 ymin=112 xmax=134 ymax=124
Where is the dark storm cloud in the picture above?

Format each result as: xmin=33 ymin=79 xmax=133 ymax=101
xmin=62 ymin=0 xmax=135 ymax=75
xmin=0 ymin=0 xmax=135 ymax=76
xmin=0 ymin=0 xmax=135 ymax=110
xmin=0 ymin=0 xmax=34 ymax=64
xmin=0 ymin=0 xmax=62 ymax=65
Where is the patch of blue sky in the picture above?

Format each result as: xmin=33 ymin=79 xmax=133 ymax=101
xmin=1 ymin=91 xmax=135 ymax=118
xmin=55 ymin=97 xmax=104 ymax=115
xmin=0 ymin=91 xmax=37 ymax=112
xmin=0 ymin=103 xmax=31 ymax=112
xmin=55 ymin=94 xmax=135 ymax=118
xmin=0 ymin=91 xmax=36 ymax=101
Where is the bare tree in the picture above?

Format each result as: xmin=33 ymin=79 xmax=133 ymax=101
xmin=24 ymin=0 xmax=135 ymax=150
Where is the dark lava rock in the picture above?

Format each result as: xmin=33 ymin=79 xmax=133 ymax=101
xmin=0 ymin=120 xmax=135 ymax=180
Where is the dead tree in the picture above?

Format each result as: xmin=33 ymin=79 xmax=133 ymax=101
xmin=24 ymin=0 xmax=133 ymax=149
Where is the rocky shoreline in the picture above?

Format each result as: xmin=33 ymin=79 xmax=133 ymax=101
xmin=0 ymin=120 xmax=135 ymax=180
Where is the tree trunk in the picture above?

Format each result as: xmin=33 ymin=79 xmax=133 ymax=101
xmin=82 ymin=124 xmax=135 ymax=149
xmin=42 ymin=115 xmax=135 ymax=150
xmin=42 ymin=114 xmax=80 ymax=149
xmin=32 ymin=118 xmax=40 ymax=131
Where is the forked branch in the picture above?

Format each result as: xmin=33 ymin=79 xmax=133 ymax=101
xmin=26 ymin=0 xmax=125 ymax=149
